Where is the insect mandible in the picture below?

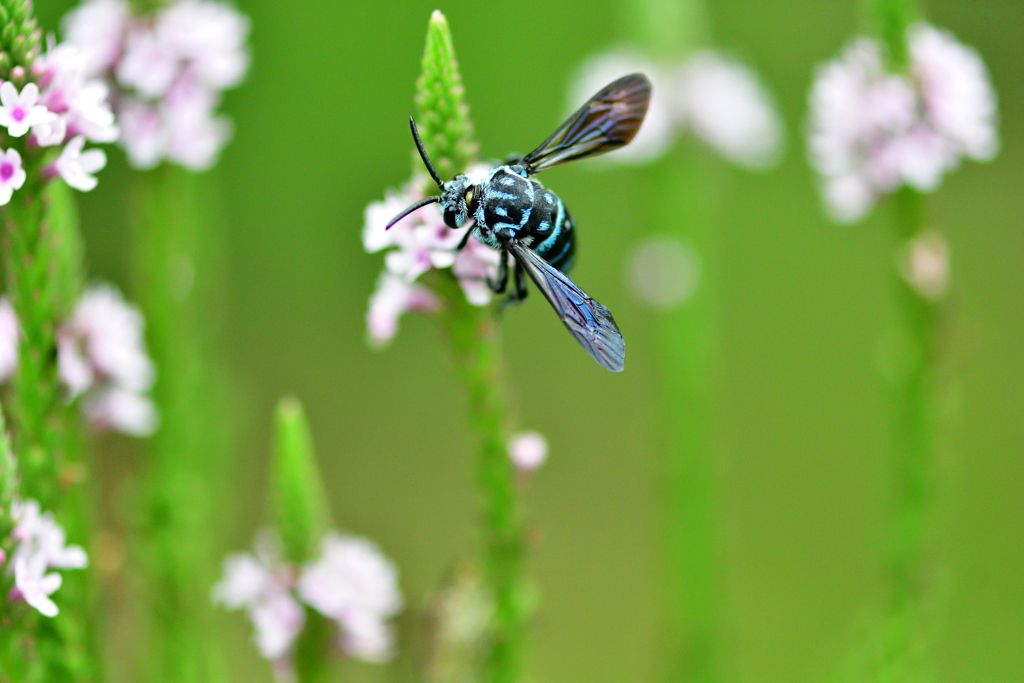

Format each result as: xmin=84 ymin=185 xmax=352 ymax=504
xmin=386 ymin=73 xmax=652 ymax=372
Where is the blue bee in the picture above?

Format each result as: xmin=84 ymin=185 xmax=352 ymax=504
xmin=387 ymin=74 xmax=651 ymax=372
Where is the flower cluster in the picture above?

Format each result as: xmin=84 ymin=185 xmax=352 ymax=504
xmin=213 ymin=529 xmax=403 ymax=666
xmin=5 ymin=499 xmax=88 ymax=617
xmin=363 ymin=165 xmax=500 ymax=346
xmin=0 ymin=38 xmax=119 ymax=204
xmin=0 ymin=285 xmax=157 ymax=436
xmin=62 ymin=0 xmax=250 ymax=171
xmin=807 ymin=24 xmax=999 ymax=223
xmin=569 ymin=48 xmax=784 ymax=169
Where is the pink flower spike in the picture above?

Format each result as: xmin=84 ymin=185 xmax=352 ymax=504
xmin=0 ymin=148 xmax=26 ymax=206
xmin=55 ymin=135 xmax=107 ymax=192
xmin=0 ymin=82 xmax=54 ymax=137
xmin=508 ymin=431 xmax=548 ymax=472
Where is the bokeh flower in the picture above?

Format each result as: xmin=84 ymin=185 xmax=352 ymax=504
xmin=366 ymin=272 xmax=439 ymax=348
xmin=215 ymin=529 xmax=404 ymax=666
xmin=568 ymin=46 xmax=783 ymax=168
xmin=297 ymin=533 xmax=404 ymax=662
xmin=7 ymin=499 xmax=89 ymax=617
xmin=508 ymin=431 xmax=548 ymax=473
xmin=61 ymin=0 xmax=250 ymax=171
xmin=0 ymin=285 xmax=157 ymax=436
xmin=58 ymin=284 xmax=157 ymax=435
xmin=807 ymin=24 xmax=998 ymax=223
xmin=213 ymin=531 xmax=304 ymax=661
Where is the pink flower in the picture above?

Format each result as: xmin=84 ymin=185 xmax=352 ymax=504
xmin=808 ymin=24 xmax=999 ymax=223
xmin=116 ymin=27 xmax=180 ymax=99
xmin=296 ymin=533 xmax=403 ymax=663
xmin=12 ymin=554 xmax=62 ymax=617
xmin=57 ymin=284 xmax=157 ymax=436
xmin=61 ymin=0 xmax=131 ymax=77
xmin=7 ymin=498 xmax=88 ymax=617
xmin=0 ymin=82 xmax=55 ymax=138
xmin=0 ymin=147 xmax=26 ymax=206
xmin=117 ymin=97 xmax=167 ymax=169
xmin=508 ymin=431 xmax=548 ymax=472
xmin=452 ymin=235 xmax=501 ymax=306
xmin=54 ymin=135 xmax=107 ymax=191
xmin=366 ymin=272 xmax=439 ymax=347
xmin=155 ymin=0 xmax=250 ymax=90
xmin=213 ymin=531 xmax=305 ymax=661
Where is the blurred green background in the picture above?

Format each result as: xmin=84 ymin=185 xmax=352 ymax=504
xmin=35 ymin=0 xmax=1024 ymax=680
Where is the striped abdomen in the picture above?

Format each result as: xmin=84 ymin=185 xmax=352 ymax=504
xmin=473 ymin=165 xmax=576 ymax=273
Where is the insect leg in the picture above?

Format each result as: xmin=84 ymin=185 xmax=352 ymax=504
xmin=455 ymin=226 xmax=473 ymax=252
xmin=487 ymin=249 xmax=509 ymax=294
xmin=501 ymin=262 xmax=529 ymax=310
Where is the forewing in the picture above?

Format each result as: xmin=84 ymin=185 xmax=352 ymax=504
xmin=521 ymin=73 xmax=651 ymax=174
xmin=508 ymin=241 xmax=625 ymax=372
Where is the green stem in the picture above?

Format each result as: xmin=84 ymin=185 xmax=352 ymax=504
xmin=411 ymin=13 xmax=525 ymax=682
xmin=626 ymin=1 xmax=721 ymax=681
xmin=647 ymin=149 xmax=724 ymax=683
xmin=889 ymin=189 xmax=938 ymax=612
xmin=434 ymin=273 xmax=523 ymax=683
xmin=131 ymin=166 xmax=229 ymax=683
xmin=2 ymin=175 xmax=95 ymax=682
xmin=870 ymin=0 xmax=917 ymax=67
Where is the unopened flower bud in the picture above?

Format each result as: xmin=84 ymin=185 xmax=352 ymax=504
xmin=0 ymin=548 xmax=6 ymax=566
xmin=508 ymin=431 xmax=548 ymax=473
xmin=11 ymin=34 xmax=26 ymax=63
xmin=9 ymin=65 xmax=24 ymax=87
xmin=2 ymin=22 xmax=16 ymax=46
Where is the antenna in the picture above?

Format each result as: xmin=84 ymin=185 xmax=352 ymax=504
xmin=385 ymin=195 xmax=440 ymax=231
xmin=409 ymin=116 xmax=445 ymax=189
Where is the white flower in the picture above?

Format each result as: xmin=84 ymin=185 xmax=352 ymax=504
xmin=61 ymin=0 xmax=131 ymax=77
xmin=569 ymin=49 xmax=675 ymax=165
xmin=11 ymin=499 xmax=89 ymax=571
xmin=164 ymin=101 xmax=232 ymax=171
xmin=807 ymin=25 xmax=999 ymax=223
xmin=117 ymin=27 xmax=180 ymax=99
xmin=0 ymin=147 xmax=26 ymax=206
xmin=366 ymin=272 xmax=438 ymax=347
xmin=213 ymin=531 xmax=305 ymax=661
xmin=250 ymin=591 xmax=306 ymax=661
xmin=8 ymin=498 xmax=88 ymax=617
xmin=452 ymin=236 xmax=501 ymax=306
xmin=13 ymin=554 xmax=62 ymax=617
xmin=60 ymin=284 xmax=154 ymax=394
xmin=82 ymin=386 xmax=158 ymax=436
xmin=675 ymin=51 xmax=784 ymax=169
xmin=363 ymin=186 xmax=420 ymax=254
xmin=156 ymin=0 xmax=251 ymax=90
xmin=297 ymin=533 xmax=403 ymax=663
xmin=117 ymin=97 xmax=167 ymax=169
xmin=385 ymin=220 xmax=463 ymax=282
xmin=36 ymin=43 xmax=120 ymax=144
xmin=0 ymin=82 xmax=56 ymax=138
xmin=508 ymin=431 xmax=548 ymax=472
xmin=0 ymin=296 xmax=18 ymax=382
xmin=54 ymin=135 xmax=107 ymax=191
xmin=910 ymin=24 xmax=998 ymax=160
xmin=32 ymin=115 xmax=67 ymax=146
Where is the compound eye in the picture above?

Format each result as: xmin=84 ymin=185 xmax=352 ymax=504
xmin=442 ymin=208 xmax=459 ymax=228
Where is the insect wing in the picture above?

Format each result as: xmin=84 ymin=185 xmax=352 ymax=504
xmin=521 ymin=73 xmax=651 ymax=174
xmin=508 ymin=241 xmax=625 ymax=372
